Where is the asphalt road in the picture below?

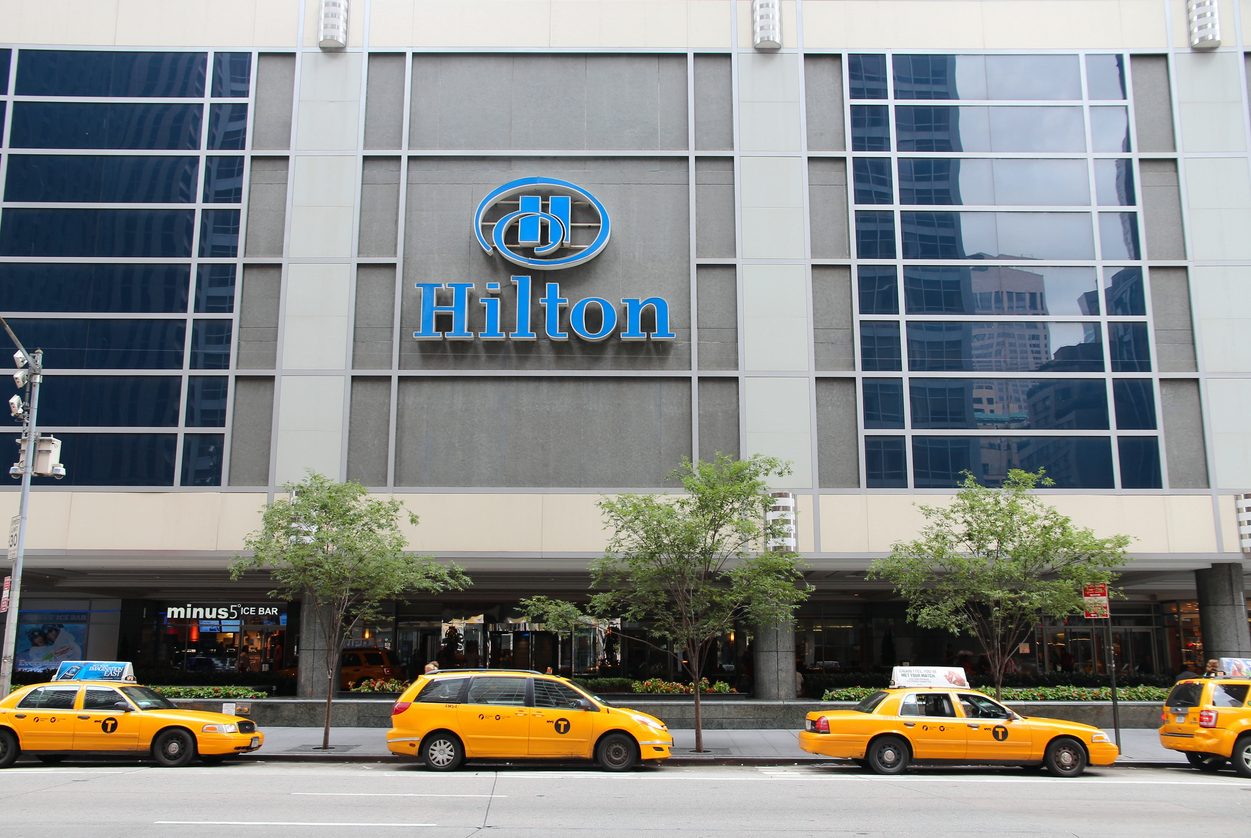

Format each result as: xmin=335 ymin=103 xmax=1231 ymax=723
xmin=1 ymin=760 xmax=1248 ymax=837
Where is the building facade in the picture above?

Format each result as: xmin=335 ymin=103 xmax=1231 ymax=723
xmin=1 ymin=0 xmax=1250 ymax=693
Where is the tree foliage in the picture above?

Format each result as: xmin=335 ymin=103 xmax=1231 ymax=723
xmin=868 ymin=469 xmax=1129 ymax=696
xmin=230 ymin=472 xmax=470 ymax=747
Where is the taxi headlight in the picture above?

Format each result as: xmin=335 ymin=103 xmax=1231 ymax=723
xmin=202 ymin=723 xmax=238 ymax=734
xmin=1090 ymin=732 xmax=1110 ymax=744
xmin=631 ymin=713 xmax=665 ymax=730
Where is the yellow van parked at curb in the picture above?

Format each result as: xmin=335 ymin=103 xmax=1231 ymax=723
xmin=387 ymin=669 xmax=672 ymax=771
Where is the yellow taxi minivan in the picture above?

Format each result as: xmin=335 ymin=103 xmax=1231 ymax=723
xmin=0 ymin=663 xmax=262 ymax=768
xmin=1158 ymin=674 xmax=1251 ymax=776
xmin=798 ymin=667 xmax=1118 ymax=777
xmin=387 ymin=669 xmax=672 ymax=771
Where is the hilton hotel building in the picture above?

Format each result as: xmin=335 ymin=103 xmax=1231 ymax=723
xmin=1 ymin=0 xmax=1250 ymax=693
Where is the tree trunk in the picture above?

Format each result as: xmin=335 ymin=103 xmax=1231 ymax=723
xmin=689 ymin=641 xmax=704 ymax=753
xmin=322 ymin=665 xmax=335 ymax=750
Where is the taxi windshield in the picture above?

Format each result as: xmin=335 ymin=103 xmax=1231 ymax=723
xmin=853 ymin=690 xmax=889 ymax=713
xmin=119 ymin=686 xmax=178 ymax=710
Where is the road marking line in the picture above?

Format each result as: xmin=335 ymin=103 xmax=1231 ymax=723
xmin=293 ymin=792 xmax=503 ymax=798
xmin=155 ymin=822 xmax=434 ymax=828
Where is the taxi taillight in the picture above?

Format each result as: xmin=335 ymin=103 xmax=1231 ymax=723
xmin=392 ymin=700 xmax=412 ymax=716
xmin=1198 ymin=709 xmax=1217 ymax=728
xmin=813 ymin=716 xmax=830 ymax=734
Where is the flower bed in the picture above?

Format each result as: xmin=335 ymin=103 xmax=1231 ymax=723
xmin=150 ymin=685 xmax=269 ymax=699
xmin=631 ymin=677 xmax=736 ymax=695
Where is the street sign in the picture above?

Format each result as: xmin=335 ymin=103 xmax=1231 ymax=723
xmin=1 ymin=575 xmax=9 ymax=613
xmin=1082 ymin=583 xmax=1109 ymax=619
xmin=7 ymin=515 xmax=18 ymax=562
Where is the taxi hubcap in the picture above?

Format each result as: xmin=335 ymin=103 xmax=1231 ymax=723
xmin=1057 ymin=748 xmax=1075 ymax=768
xmin=429 ymin=740 xmax=455 ymax=766
xmin=605 ymin=743 xmax=627 ymax=763
xmin=879 ymin=747 xmax=899 ymax=765
xmin=165 ymin=739 xmax=184 ymax=756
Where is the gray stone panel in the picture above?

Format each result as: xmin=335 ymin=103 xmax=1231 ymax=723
xmin=1195 ymin=563 xmax=1251 ymax=657
xmin=694 ymin=54 xmax=733 ymax=150
xmin=228 ymin=377 xmax=274 ymax=486
xmin=401 ymin=157 xmax=691 ymax=370
xmin=753 ymin=622 xmax=798 ymax=700
xmin=1131 ymin=56 xmax=1175 ymax=153
xmin=696 ymin=157 xmax=736 ymax=259
xmin=699 ymin=378 xmax=739 ymax=462
xmin=244 ymin=157 xmax=289 ymax=257
xmin=347 ymin=377 xmax=391 ymax=486
xmin=365 ymin=54 xmax=405 ymax=150
xmin=816 ymin=378 xmax=859 ymax=488
xmin=394 ymin=377 xmax=691 ymax=487
xmin=1160 ymin=379 xmax=1208 ymax=488
xmin=808 ymin=158 xmax=849 ymax=259
xmin=359 ymin=157 xmax=400 ymax=257
xmin=253 ymin=54 xmax=296 ymax=151
xmin=237 ymin=265 xmax=281 ymax=369
xmin=410 ymin=55 xmax=687 ymax=150
xmin=804 ymin=55 xmax=845 ymax=152
xmin=697 ymin=265 xmax=738 ymax=370
xmin=354 ymin=265 xmax=396 ymax=370
xmin=1139 ymin=160 xmax=1185 ymax=260
xmin=812 ymin=266 xmax=853 ymax=371
xmin=1150 ymin=267 xmax=1196 ymax=372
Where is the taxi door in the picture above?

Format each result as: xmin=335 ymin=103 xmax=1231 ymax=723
xmin=897 ymin=692 xmax=965 ymax=760
xmin=528 ymin=679 xmax=594 ymax=758
xmin=957 ymin=692 xmax=1033 ymax=761
xmin=10 ymin=685 xmax=80 ymax=751
xmin=73 ymin=686 xmax=142 ymax=752
xmin=455 ymin=676 xmax=531 ymax=757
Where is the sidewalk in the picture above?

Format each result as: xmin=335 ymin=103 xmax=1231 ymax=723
xmin=245 ymin=726 xmax=1187 ymax=767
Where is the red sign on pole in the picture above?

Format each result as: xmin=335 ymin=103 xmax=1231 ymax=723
xmin=1082 ymin=583 xmax=1109 ymax=619
xmin=1 ymin=575 xmax=10 ymax=613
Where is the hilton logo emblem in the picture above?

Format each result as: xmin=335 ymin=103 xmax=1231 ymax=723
xmin=473 ymin=177 xmax=611 ymax=271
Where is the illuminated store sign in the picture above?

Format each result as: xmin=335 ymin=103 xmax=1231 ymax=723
xmin=412 ymin=177 xmax=675 ymax=342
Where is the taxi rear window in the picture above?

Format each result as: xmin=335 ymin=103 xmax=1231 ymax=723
xmin=17 ymin=686 xmax=78 ymax=709
xmin=853 ymin=690 xmax=889 ymax=713
xmin=1166 ymin=682 xmax=1204 ymax=708
xmin=417 ymin=677 xmax=468 ymax=704
xmin=1213 ymin=684 xmax=1249 ymax=707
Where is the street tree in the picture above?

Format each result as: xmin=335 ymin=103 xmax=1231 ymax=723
xmin=231 ymin=472 xmax=470 ymax=749
xmin=868 ymin=469 xmax=1129 ymax=697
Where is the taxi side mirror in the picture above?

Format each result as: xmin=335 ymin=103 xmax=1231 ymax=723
xmin=113 ymin=701 xmax=134 ymax=712
xmin=571 ymin=698 xmax=597 ymax=712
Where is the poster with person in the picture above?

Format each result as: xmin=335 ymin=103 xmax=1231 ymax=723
xmin=14 ymin=612 xmax=88 ymax=672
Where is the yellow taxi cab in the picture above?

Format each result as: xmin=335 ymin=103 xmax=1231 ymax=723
xmin=798 ymin=666 xmax=1118 ymax=777
xmin=387 ymin=668 xmax=673 ymax=771
xmin=0 ymin=662 xmax=263 ymax=769
xmin=1158 ymin=667 xmax=1251 ymax=777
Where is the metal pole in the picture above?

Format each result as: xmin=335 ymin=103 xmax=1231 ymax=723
xmin=1105 ymin=618 xmax=1122 ymax=750
xmin=0 ymin=319 xmax=41 ymax=699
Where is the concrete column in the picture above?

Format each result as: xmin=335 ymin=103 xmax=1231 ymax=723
xmin=297 ymin=598 xmax=334 ymax=698
xmin=752 ymin=621 xmax=797 ymax=699
xmin=1195 ymin=563 xmax=1251 ymax=659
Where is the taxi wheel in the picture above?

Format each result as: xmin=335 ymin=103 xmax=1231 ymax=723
xmin=1185 ymin=752 xmax=1226 ymax=772
xmin=421 ymin=731 xmax=464 ymax=772
xmin=0 ymin=729 xmax=18 ymax=769
xmin=1233 ymin=736 xmax=1251 ymax=779
xmin=152 ymin=729 xmax=197 ymax=768
xmin=1043 ymin=737 xmax=1087 ymax=778
xmin=596 ymin=733 xmax=639 ymax=772
xmin=866 ymin=735 xmax=910 ymax=775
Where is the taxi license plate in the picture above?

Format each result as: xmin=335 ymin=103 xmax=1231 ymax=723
xmin=1174 ymin=715 xmax=1186 ymax=724
xmin=250 ymin=736 xmax=260 ymax=748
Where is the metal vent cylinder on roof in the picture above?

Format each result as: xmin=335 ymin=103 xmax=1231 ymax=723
xmin=1238 ymin=494 xmax=1251 ymax=553
xmin=751 ymin=0 xmax=783 ymax=50
xmin=319 ymin=0 xmax=349 ymax=49
xmin=1186 ymin=0 xmax=1221 ymax=49
xmin=766 ymin=491 xmax=797 ymax=552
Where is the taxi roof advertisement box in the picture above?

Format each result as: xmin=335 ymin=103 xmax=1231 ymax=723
xmin=889 ymin=666 xmax=970 ymax=688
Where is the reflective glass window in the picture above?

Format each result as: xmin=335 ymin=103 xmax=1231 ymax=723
xmin=212 ymin=52 xmax=252 ymax=98
xmin=190 ymin=320 xmax=232 ymax=370
xmin=1099 ymin=213 xmax=1140 ymax=259
xmin=858 ymin=266 xmax=898 ymax=314
xmin=855 ymin=211 xmax=896 ymax=258
xmin=9 ymin=102 xmax=203 ymax=150
xmin=0 ymin=209 xmax=196 ymax=257
xmin=36 ymin=433 xmax=177 ymax=486
xmin=897 ymin=158 xmax=1089 ymax=206
xmin=6 ymin=318 xmax=186 ymax=369
xmin=207 ymin=103 xmax=248 ymax=151
xmin=904 ymin=266 xmax=1098 ymax=317
xmin=901 ymin=212 xmax=1094 ymax=260
xmin=203 ymin=156 xmax=244 ymax=203
xmin=38 ymin=375 xmax=180 ymax=426
xmin=909 ymin=378 xmax=1108 ymax=430
xmin=1113 ymin=379 xmax=1157 ymax=430
xmin=186 ymin=376 xmax=229 ymax=427
xmin=913 ymin=436 xmax=1114 ymax=488
xmin=1109 ymin=322 xmax=1151 ymax=372
xmin=1086 ymin=55 xmax=1127 ymax=100
xmin=853 ymin=157 xmax=893 ymax=204
xmin=1103 ymin=267 xmax=1144 ymax=315
xmin=1091 ymin=106 xmax=1131 ymax=152
xmin=1118 ymin=437 xmax=1161 ymax=488
xmin=895 ymin=106 xmax=1086 ymax=153
xmin=863 ymin=379 xmax=905 ymax=429
xmin=1094 ymin=159 xmax=1135 ymax=206
xmin=15 ymin=50 xmax=206 ymax=97
xmin=849 ymin=54 xmax=888 ymax=99
xmin=200 ymin=209 xmax=240 ymax=257
xmin=4 ymin=154 xmax=199 ymax=203
xmin=859 ymin=321 xmax=902 ymax=371
xmin=892 ymin=55 xmax=1081 ymax=101
xmin=181 ymin=433 xmax=225 ymax=486
xmin=906 ymin=321 xmax=1104 ymax=372
xmin=195 ymin=265 xmax=236 ymax=313
xmin=851 ymin=105 xmax=890 ymax=151
xmin=865 ymin=436 xmax=907 ymax=488
xmin=0 ymin=264 xmax=190 ymax=313
xmin=0 ymin=49 xmax=9 ymax=92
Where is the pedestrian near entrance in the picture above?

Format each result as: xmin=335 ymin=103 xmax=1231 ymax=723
xmin=424 ymin=660 xmax=439 ymax=674
xmin=1175 ymin=665 xmax=1199 ymax=682
xmin=1202 ymin=658 xmax=1224 ymax=678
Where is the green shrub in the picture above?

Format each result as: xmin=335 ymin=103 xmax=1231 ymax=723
xmin=820 ymin=685 xmax=1170 ymax=702
xmin=571 ymin=677 xmax=635 ymax=693
xmin=349 ymin=678 xmax=409 ymax=693
xmin=631 ymin=677 xmax=735 ymax=695
xmin=151 ymin=685 xmax=269 ymax=699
